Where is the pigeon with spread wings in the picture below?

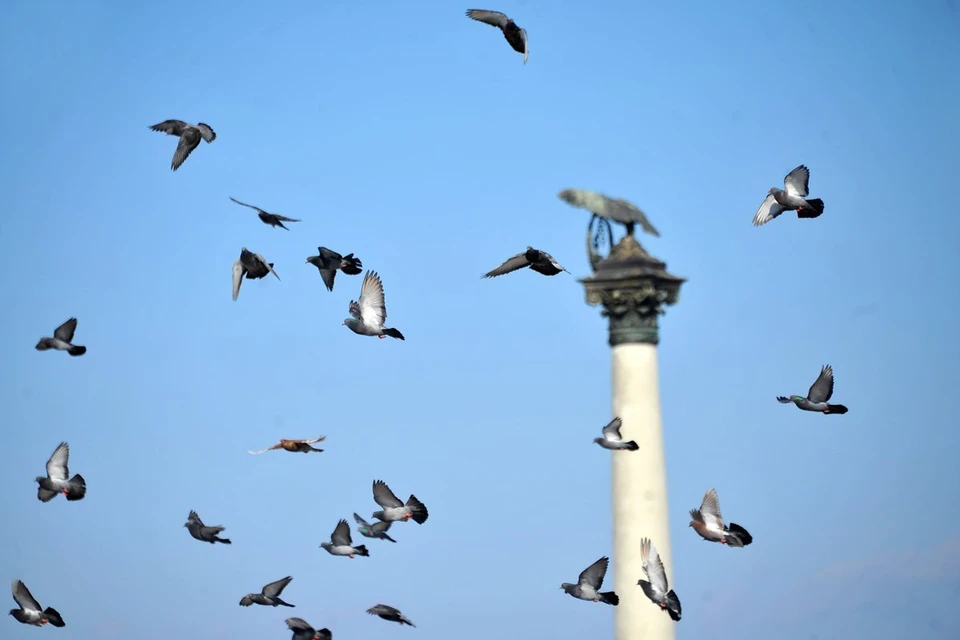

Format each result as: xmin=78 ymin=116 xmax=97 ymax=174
xmin=35 ymin=317 xmax=86 ymax=357
xmin=482 ymin=246 xmax=568 ymax=278
xmin=184 ymin=510 xmax=232 ymax=544
xmin=9 ymin=580 xmax=65 ymax=627
xmin=354 ymin=513 xmax=397 ymax=543
xmin=306 ymin=247 xmax=363 ymax=292
xmin=248 ymin=438 xmax=326 ymax=455
xmin=229 ymin=197 xmax=301 ymax=230
xmin=752 ymin=165 xmax=825 ymax=226
xmin=285 ymin=617 xmax=331 ymax=640
xmin=36 ymin=442 xmax=86 ymax=502
xmin=593 ymin=417 xmax=638 ymax=451
xmin=466 ymin=9 xmax=528 ymax=64
xmin=371 ymin=479 xmax=428 ymax=524
xmin=232 ymin=247 xmax=280 ymax=301
xmin=688 ymin=488 xmax=753 ymax=547
xmin=343 ymin=271 xmax=405 ymax=340
xmin=239 ymin=576 xmax=296 ymax=608
xmin=560 ymin=556 xmax=619 ymax=605
xmin=367 ymin=604 xmax=415 ymax=627
xmin=777 ymin=364 xmax=849 ymax=414
xmin=148 ymin=119 xmax=216 ymax=171
xmin=638 ymin=538 xmax=681 ymax=621
xmin=320 ymin=519 xmax=369 ymax=558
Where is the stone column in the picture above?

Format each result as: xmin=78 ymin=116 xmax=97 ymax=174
xmin=581 ymin=233 xmax=685 ymax=640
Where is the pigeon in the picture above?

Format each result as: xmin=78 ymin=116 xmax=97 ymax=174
xmin=343 ymin=271 xmax=405 ymax=340
xmin=482 ymin=246 xmax=569 ymax=278
xmin=306 ymin=247 xmax=363 ymax=292
xmin=248 ymin=437 xmax=326 ymax=455
xmin=353 ymin=513 xmax=397 ymax=543
xmin=285 ymin=617 xmax=331 ymax=640
xmin=35 ymin=442 xmax=86 ymax=502
xmin=593 ymin=417 xmax=638 ymax=451
xmin=239 ymin=576 xmax=296 ymax=608
xmin=184 ymin=510 xmax=232 ymax=544
xmin=35 ymin=318 xmax=86 ymax=356
xmin=8 ymin=580 xmax=65 ymax=627
xmin=371 ymin=479 xmax=428 ymax=524
xmin=148 ymin=119 xmax=216 ymax=171
xmin=366 ymin=604 xmax=415 ymax=627
xmin=232 ymin=247 xmax=280 ymax=301
xmin=319 ymin=519 xmax=369 ymax=558
xmin=688 ymin=488 xmax=753 ymax=547
xmin=560 ymin=556 xmax=619 ymax=605
xmin=777 ymin=364 xmax=849 ymax=414
xmin=752 ymin=165 xmax=826 ymax=226
xmin=638 ymin=538 xmax=681 ymax=621
xmin=229 ymin=197 xmax=301 ymax=230
xmin=558 ymin=189 xmax=660 ymax=237
xmin=465 ymin=9 xmax=528 ymax=64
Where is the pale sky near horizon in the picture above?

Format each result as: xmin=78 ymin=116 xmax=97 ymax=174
xmin=2 ymin=1 xmax=959 ymax=639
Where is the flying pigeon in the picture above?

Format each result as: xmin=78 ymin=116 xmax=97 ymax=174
xmin=593 ymin=417 xmax=638 ymax=451
xmin=184 ymin=510 xmax=232 ymax=544
xmin=558 ymin=189 xmax=660 ymax=237
xmin=232 ymin=247 xmax=280 ymax=301
xmin=148 ymin=119 xmax=216 ymax=171
xmin=8 ymin=580 xmax=65 ymax=627
xmin=482 ymin=246 xmax=569 ymax=278
xmin=248 ymin=437 xmax=326 ymax=455
xmin=366 ymin=604 xmax=415 ymax=627
xmin=371 ymin=479 xmax=428 ymax=524
xmin=752 ymin=165 xmax=825 ymax=226
xmin=777 ymin=364 xmax=849 ymax=414
xmin=229 ymin=197 xmax=301 ymax=230
xmin=36 ymin=442 xmax=86 ymax=502
xmin=285 ymin=617 xmax=331 ymax=640
xmin=560 ymin=556 xmax=619 ymax=605
xmin=320 ymin=518 xmax=369 ymax=559
xmin=239 ymin=576 xmax=296 ymax=608
xmin=343 ymin=271 xmax=405 ymax=340
xmin=35 ymin=317 xmax=86 ymax=357
xmin=353 ymin=513 xmax=397 ymax=543
xmin=465 ymin=9 xmax=528 ymax=64
xmin=688 ymin=488 xmax=753 ymax=547
xmin=306 ymin=247 xmax=363 ymax=292
xmin=638 ymin=538 xmax=681 ymax=621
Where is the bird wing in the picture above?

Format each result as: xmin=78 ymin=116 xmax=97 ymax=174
xmin=783 ymin=165 xmax=811 ymax=198
xmin=372 ymin=520 xmax=392 ymax=534
xmin=641 ymin=538 xmax=669 ymax=595
xmin=331 ymin=519 xmax=352 ymax=546
xmin=578 ymin=556 xmax=609 ymax=590
xmin=482 ymin=252 xmax=530 ymax=278
xmin=601 ymin=417 xmax=624 ymax=441
xmin=357 ymin=271 xmax=387 ymax=330
xmin=752 ymin=193 xmax=785 ymax=226
xmin=286 ymin=617 xmax=315 ymax=633
xmin=520 ymin=28 xmax=529 ymax=64
xmin=46 ymin=442 xmax=70 ymax=482
xmin=171 ymin=129 xmax=201 ymax=171
xmin=195 ymin=122 xmax=216 ymax=143
xmin=353 ymin=512 xmax=372 ymax=528
xmin=12 ymin=580 xmax=41 ymax=612
xmin=149 ymin=119 xmax=186 ymax=136
xmin=248 ymin=442 xmax=283 ymax=455
xmin=254 ymin=253 xmax=281 ymax=281
xmin=318 ymin=247 xmax=342 ymax=262
xmin=272 ymin=214 xmax=300 ymax=222
xmin=319 ymin=268 xmax=337 ymax=292
xmin=368 ymin=604 xmax=398 ymax=616
xmin=699 ymin=488 xmax=725 ymax=528
xmin=232 ymin=259 xmax=244 ymax=301
xmin=373 ymin=479 xmax=404 ymax=508
xmin=557 ymin=189 xmax=660 ymax=236
xmin=807 ymin=365 xmax=835 ymax=403
xmin=262 ymin=576 xmax=293 ymax=598
xmin=187 ymin=510 xmax=204 ymax=526
xmin=296 ymin=437 xmax=325 ymax=445
xmin=54 ymin=318 xmax=78 ymax=343
xmin=540 ymin=250 xmax=569 ymax=273
xmin=229 ymin=197 xmax=267 ymax=214
xmin=466 ymin=9 xmax=509 ymax=28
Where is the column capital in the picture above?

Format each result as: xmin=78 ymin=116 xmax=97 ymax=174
xmin=580 ymin=234 xmax=686 ymax=347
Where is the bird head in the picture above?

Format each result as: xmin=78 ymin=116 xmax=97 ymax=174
xmin=560 ymin=583 xmax=573 ymax=592
xmin=592 ymin=437 xmax=604 ymax=445
xmin=768 ymin=187 xmax=779 ymax=195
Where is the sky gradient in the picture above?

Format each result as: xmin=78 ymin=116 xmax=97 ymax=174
xmin=2 ymin=1 xmax=959 ymax=639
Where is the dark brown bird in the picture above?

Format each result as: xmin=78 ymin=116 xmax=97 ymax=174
xmin=483 ymin=246 xmax=568 ymax=278
xmin=248 ymin=437 xmax=326 ymax=455
xmin=229 ymin=197 xmax=301 ymax=230
xmin=306 ymin=247 xmax=363 ymax=292
xmin=148 ymin=119 xmax=216 ymax=171
xmin=466 ymin=9 xmax=529 ymax=64
xmin=688 ymin=488 xmax=753 ymax=547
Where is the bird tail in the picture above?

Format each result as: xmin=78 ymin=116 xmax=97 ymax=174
xmin=216 ymin=537 xmax=232 ymax=544
xmin=68 ymin=345 xmax=87 ymax=356
xmin=600 ymin=591 xmax=619 ymax=606
xmin=306 ymin=445 xmax=324 ymax=453
xmin=65 ymin=474 xmax=86 ymax=501
xmin=382 ymin=327 xmax=405 ymax=341
xmin=384 ymin=533 xmax=397 ymax=543
xmin=277 ymin=599 xmax=295 ymax=608
xmin=797 ymin=198 xmax=825 ymax=218
xmin=43 ymin=607 xmax=66 ymax=627
xmin=340 ymin=254 xmax=363 ymax=274
xmin=354 ymin=545 xmax=369 ymax=557
xmin=665 ymin=590 xmax=682 ymax=621
xmin=724 ymin=522 xmax=753 ymax=547
xmin=623 ymin=440 xmax=639 ymax=451
xmin=406 ymin=495 xmax=428 ymax=524
xmin=826 ymin=404 xmax=849 ymax=414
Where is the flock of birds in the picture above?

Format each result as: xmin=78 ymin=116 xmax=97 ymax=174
xmin=12 ymin=7 xmax=851 ymax=639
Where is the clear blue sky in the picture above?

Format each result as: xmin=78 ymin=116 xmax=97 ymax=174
xmin=2 ymin=1 xmax=959 ymax=638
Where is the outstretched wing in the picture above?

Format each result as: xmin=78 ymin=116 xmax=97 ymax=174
xmin=229 ymin=197 xmax=266 ymax=214
xmin=353 ymin=512 xmax=372 ymax=528
xmin=783 ymin=165 xmax=811 ymax=198
xmin=373 ymin=479 xmax=404 ymax=508
xmin=752 ymin=193 xmax=785 ymax=226
xmin=272 ymin=214 xmax=300 ymax=222
xmin=149 ymin=119 xmax=187 ymax=136
xmin=331 ymin=519 xmax=352 ymax=546
xmin=537 ymin=250 xmax=569 ymax=274
xmin=171 ymin=128 xmax=201 ymax=171
xmin=482 ymin=252 xmax=530 ymax=278
xmin=248 ymin=442 xmax=282 ymax=455
xmin=372 ymin=520 xmax=393 ymax=534
xmin=578 ymin=556 xmax=609 ymax=590
xmin=698 ymin=488 xmax=724 ymax=528
xmin=187 ymin=510 xmax=204 ymax=526
xmin=807 ymin=364 xmax=835 ymax=403
xmin=232 ymin=260 xmax=244 ymax=301
xmin=254 ymin=253 xmax=281 ymax=281
xmin=262 ymin=576 xmax=293 ymax=598
xmin=12 ymin=580 xmax=41 ymax=612
xmin=45 ymin=442 xmax=70 ymax=482
xmin=558 ymin=189 xmax=660 ymax=236
xmin=641 ymin=538 xmax=669 ymax=595
xmin=53 ymin=318 xmax=78 ymax=343
xmin=357 ymin=271 xmax=387 ymax=330
xmin=601 ymin=417 xmax=624 ymax=442
xmin=286 ymin=617 xmax=315 ymax=633
xmin=466 ymin=9 xmax=510 ymax=28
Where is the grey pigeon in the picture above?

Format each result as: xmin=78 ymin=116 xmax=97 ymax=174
xmin=306 ymin=247 xmax=363 ymax=292
xmin=36 ymin=442 xmax=86 ymax=503
xmin=466 ymin=9 xmax=529 ymax=64
xmin=343 ymin=271 xmax=405 ymax=340
xmin=320 ymin=518 xmax=369 ymax=559
xmin=367 ymin=604 xmax=415 ymax=627
xmin=239 ymin=576 xmax=295 ymax=608
xmin=285 ymin=617 xmax=331 ymax=640
xmin=229 ymin=196 xmax=301 ymax=230
xmin=593 ymin=417 xmax=638 ymax=451
xmin=371 ymin=479 xmax=428 ymax=524
xmin=232 ymin=247 xmax=280 ymax=301
xmin=184 ymin=510 xmax=232 ymax=544
xmin=777 ymin=364 xmax=849 ymax=414
xmin=638 ymin=538 xmax=681 ymax=621
xmin=148 ymin=119 xmax=216 ymax=171
xmin=35 ymin=317 xmax=86 ymax=357
xmin=8 ymin=580 xmax=65 ymax=628
xmin=752 ymin=165 xmax=825 ymax=226
xmin=248 ymin=437 xmax=326 ymax=455
xmin=560 ymin=556 xmax=618 ymax=605
xmin=688 ymin=488 xmax=753 ymax=548
xmin=482 ymin=246 xmax=569 ymax=278
xmin=558 ymin=189 xmax=660 ymax=237
xmin=353 ymin=512 xmax=397 ymax=543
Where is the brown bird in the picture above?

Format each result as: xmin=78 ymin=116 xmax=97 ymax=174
xmin=248 ymin=438 xmax=326 ymax=455
xmin=688 ymin=488 xmax=753 ymax=547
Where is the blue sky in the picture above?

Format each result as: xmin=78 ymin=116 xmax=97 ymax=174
xmin=2 ymin=0 xmax=959 ymax=638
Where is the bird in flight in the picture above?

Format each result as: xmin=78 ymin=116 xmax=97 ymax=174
xmin=232 ymin=247 xmax=280 ymax=301
xmin=371 ymin=479 xmax=428 ymax=524
xmin=184 ymin=510 xmax=232 ymax=544
xmin=35 ymin=442 xmax=86 ymax=502
xmin=777 ymin=364 xmax=849 ymax=414
xmin=306 ymin=247 xmax=363 ymax=292
xmin=285 ymin=617 xmax=331 ymax=640
xmin=354 ymin=513 xmax=397 ymax=543
xmin=229 ymin=197 xmax=301 ymax=230
xmin=366 ymin=604 xmax=416 ymax=627
xmin=248 ymin=437 xmax=326 ymax=455
xmin=688 ymin=488 xmax=753 ymax=547
xmin=752 ymin=165 xmax=825 ymax=226
xmin=561 ymin=556 xmax=619 ymax=605
xmin=593 ymin=417 xmax=639 ymax=451
xmin=482 ymin=246 xmax=568 ymax=278
xmin=148 ymin=119 xmax=216 ymax=171
xmin=319 ymin=518 xmax=369 ymax=559
xmin=466 ymin=9 xmax=528 ymax=64
xmin=638 ymin=537 xmax=681 ymax=621
xmin=558 ymin=188 xmax=660 ymax=237
xmin=343 ymin=271 xmax=405 ymax=340
xmin=35 ymin=317 xmax=86 ymax=357
xmin=239 ymin=576 xmax=296 ymax=608
xmin=9 ymin=580 xmax=65 ymax=627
